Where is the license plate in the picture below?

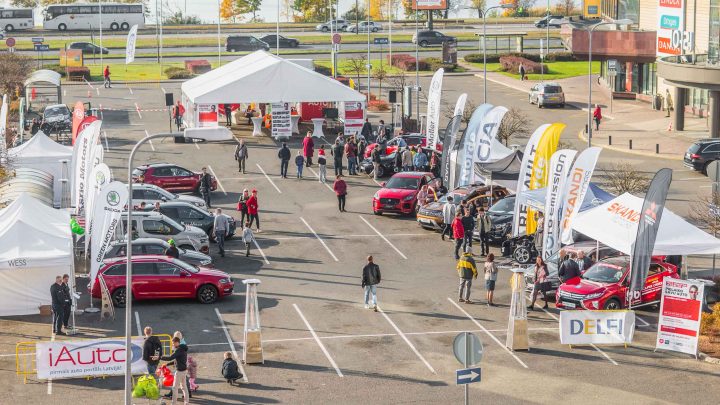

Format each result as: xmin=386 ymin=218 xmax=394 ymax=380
xmin=563 ymin=301 xmax=576 ymax=308
xmin=384 ymin=204 xmax=395 ymax=208
xmin=419 ymin=218 xmax=431 ymax=224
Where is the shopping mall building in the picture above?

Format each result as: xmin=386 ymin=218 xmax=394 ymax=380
xmin=564 ymin=0 xmax=720 ymax=134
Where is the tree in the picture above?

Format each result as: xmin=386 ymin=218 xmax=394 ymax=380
xmin=0 ymin=53 xmax=33 ymax=101
xmin=346 ymin=55 xmax=367 ymax=84
xmin=600 ymin=162 xmax=650 ymax=195
xmin=10 ymin=0 xmax=36 ymax=7
xmin=374 ymin=65 xmax=388 ymax=100
xmin=469 ymin=0 xmax=486 ymax=18
xmin=220 ymin=0 xmax=237 ymax=22
xmin=291 ymin=0 xmax=334 ymax=22
xmin=343 ymin=3 xmax=367 ymax=21
xmin=497 ymin=107 xmax=530 ymax=146
xmin=237 ymin=0 xmax=263 ymax=21
xmin=554 ymin=0 xmax=577 ymax=16
xmin=163 ymin=11 xmax=202 ymax=24
xmin=689 ymin=192 xmax=720 ymax=236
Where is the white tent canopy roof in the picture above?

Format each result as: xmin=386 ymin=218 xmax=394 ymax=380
xmin=571 ymin=193 xmax=720 ymax=256
xmin=8 ymin=131 xmax=73 ymax=159
xmin=24 ymin=69 xmax=62 ymax=88
xmin=181 ymin=50 xmax=366 ymax=104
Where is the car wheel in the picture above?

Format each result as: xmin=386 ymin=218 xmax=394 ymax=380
xmin=374 ymin=210 xmax=383 ymax=215
xmin=603 ymin=298 xmax=621 ymax=310
xmin=197 ymin=284 xmax=219 ymax=304
xmin=529 ymin=95 xmax=533 ymax=104
xmin=420 ymin=40 xmax=428 ymax=47
xmin=58 ymin=23 xmax=67 ymax=31
xmin=179 ymin=244 xmax=195 ymax=251
xmin=513 ymin=245 xmax=532 ymax=264
xmin=322 ymin=26 xmax=329 ymax=32
xmin=560 ymin=103 xmax=565 ymax=108
xmin=112 ymin=287 xmax=127 ymax=308
xmin=110 ymin=22 xmax=119 ymax=31
xmin=121 ymin=22 xmax=130 ymax=30
xmin=4 ymin=24 xmax=14 ymax=32
xmin=372 ymin=27 xmax=378 ymax=32
xmin=376 ymin=165 xmax=385 ymax=178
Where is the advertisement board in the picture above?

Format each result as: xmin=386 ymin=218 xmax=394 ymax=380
xmin=36 ymin=337 xmax=148 ymax=379
xmin=197 ymin=104 xmax=218 ymax=128
xmin=413 ymin=0 xmax=448 ymax=10
xmin=271 ymin=102 xmax=292 ymax=139
xmin=60 ymin=49 xmax=83 ymax=67
xmin=300 ymin=102 xmax=332 ymax=121
xmin=559 ymin=310 xmax=636 ymax=345
xmin=657 ymin=0 xmax=685 ymax=56
xmin=656 ymin=278 xmax=704 ymax=356
xmin=343 ymin=101 xmax=364 ymax=137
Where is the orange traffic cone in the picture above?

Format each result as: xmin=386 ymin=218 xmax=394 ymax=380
xmin=667 ymin=121 xmax=672 ymax=132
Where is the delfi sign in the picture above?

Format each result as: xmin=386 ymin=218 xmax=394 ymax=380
xmin=456 ymin=367 xmax=481 ymax=385
xmin=559 ymin=310 xmax=636 ymax=345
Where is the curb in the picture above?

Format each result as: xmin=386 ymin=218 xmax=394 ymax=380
xmin=577 ymin=130 xmax=683 ymax=161
xmin=699 ymin=352 xmax=720 ymax=364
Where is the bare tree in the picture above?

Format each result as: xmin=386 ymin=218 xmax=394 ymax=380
xmin=469 ymin=0 xmax=486 ymax=18
xmin=554 ymin=0 xmax=577 ymax=15
xmin=346 ymin=55 xmax=367 ymax=86
xmin=497 ymin=107 xmax=530 ymax=146
xmin=689 ymin=191 xmax=720 ymax=236
xmin=600 ymin=162 xmax=651 ymax=195
xmin=373 ymin=65 xmax=388 ymax=100
xmin=0 ymin=53 xmax=33 ymax=100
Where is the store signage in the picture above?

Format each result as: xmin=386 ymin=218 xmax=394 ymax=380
xmin=36 ymin=337 xmax=148 ymax=379
xmin=413 ymin=0 xmax=447 ymax=10
xmin=197 ymin=104 xmax=218 ymax=128
xmin=373 ymin=38 xmax=389 ymax=45
xmin=559 ymin=310 xmax=636 ymax=345
xmin=657 ymin=0 xmax=687 ymax=56
xmin=343 ymin=101 xmax=364 ymax=136
xmin=656 ymin=278 xmax=704 ymax=356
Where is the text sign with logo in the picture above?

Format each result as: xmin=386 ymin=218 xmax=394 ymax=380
xmin=36 ymin=337 xmax=148 ymax=379
xmin=559 ymin=310 xmax=635 ymax=345
xmin=456 ymin=367 xmax=481 ymax=385
xmin=373 ymin=37 xmax=389 ymax=45
xmin=34 ymin=44 xmax=50 ymax=52
xmin=656 ymin=278 xmax=704 ymax=356
xmin=657 ymin=0 xmax=685 ymax=56
xmin=608 ymin=59 xmax=617 ymax=76
xmin=271 ymin=102 xmax=292 ymax=139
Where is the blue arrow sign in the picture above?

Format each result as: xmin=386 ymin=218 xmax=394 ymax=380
xmin=373 ymin=38 xmax=389 ymax=45
xmin=34 ymin=44 xmax=50 ymax=52
xmin=456 ymin=367 xmax=481 ymax=385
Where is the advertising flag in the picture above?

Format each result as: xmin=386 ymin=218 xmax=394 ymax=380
xmin=456 ymin=104 xmax=493 ymax=188
xmin=560 ymin=147 xmax=602 ymax=244
xmin=125 ymin=24 xmax=138 ymax=64
xmin=471 ymin=106 xmax=507 ymax=182
xmin=512 ymin=124 xmax=550 ymax=237
xmin=656 ymin=278 xmax=704 ymax=356
xmin=453 ymin=93 xmax=467 ymax=117
xmin=425 ymin=68 xmax=444 ymax=151
xmin=630 ymin=168 xmax=673 ymax=296
xmin=71 ymin=101 xmax=85 ymax=144
xmin=542 ymin=149 xmax=577 ymax=261
xmin=525 ymin=123 xmax=564 ymax=235
xmin=90 ymin=181 xmax=128 ymax=284
xmin=440 ymin=115 xmax=463 ymax=187
xmin=0 ymin=94 xmax=7 ymax=155
xmin=72 ymin=120 xmax=102 ymax=215
xmin=84 ymin=163 xmax=112 ymax=257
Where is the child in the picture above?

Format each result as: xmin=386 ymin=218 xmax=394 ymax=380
xmin=221 ymin=352 xmax=243 ymax=385
xmin=295 ymin=150 xmax=305 ymax=178
xmin=318 ymin=145 xmax=327 ymax=183
xmin=187 ymin=355 xmax=199 ymax=392
xmin=242 ymin=221 xmax=255 ymax=257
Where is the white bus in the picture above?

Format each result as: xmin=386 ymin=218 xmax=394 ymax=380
xmin=0 ymin=8 xmax=34 ymax=32
xmin=43 ymin=3 xmax=145 ymax=31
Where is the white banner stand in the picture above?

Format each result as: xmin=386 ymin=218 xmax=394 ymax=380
xmin=243 ymin=279 xmax=264 ymax=364
xmin=506 ymin=268 xmax=529 ymax=351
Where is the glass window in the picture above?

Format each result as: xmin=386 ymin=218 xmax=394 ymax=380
xmin=152 ymin=167 xmax=173 ymax=176
xmin=130 ymin=5 xmax=143 ymax=13
xmin=144 ymin=220 xmax=173 ymax=235
xmin=710 ymin=0 xmax=720 ymax=66
xmin=178 ymin=206 xmax=205 ymax=220
xmin=156 ymin=262 xmax=182 ymax=276
xmin=104 ymin=264 xmax=126 ymax=276
xmin=78 ymin=6 xmax=92 ymax=14
xmin=703 ymin=143 xmax=720 ymax=153
xmin=145 ymin=244 xmax=166 ymax=255
xmin=171 ymin=167 xmax=193 ymax=177
xmin=17 ymin=9 xmax=33 ymax=18
xmin=161 ymin=207 xmax=179 ymax=218
xmin=133 ymin=262 xmax=156 ymax=275
xmin=66 ymin=7 xmax=79 ymax=14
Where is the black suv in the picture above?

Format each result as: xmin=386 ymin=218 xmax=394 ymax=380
xmin=412 ymin=30 xmax=457 ymax=47
xmin=259 ymin=34 xmax=299 ymax=48
xmin=68 ymin=42 xmax=109 ymax=55
xmin=684 ymin=139 xmax=720 ymax=174
xmin=226 ymin=35 xmax=270 ymax=52
xmin=142 ymin=201 xmax=237 ymax=240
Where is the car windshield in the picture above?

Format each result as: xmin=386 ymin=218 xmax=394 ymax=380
xmin=385 ymin=176 xmax=420 ymax=190
xmin=582 ymin=263 xmax=625 ymax=283
xmin=544 ymin=86 xmax=562 ymax=94
xmin=489 ymin=197 xmax=514 ymax=214
xmin=175 ymin=258 xmax=200 ymax=273
xmin=45 ymin=106 xmax=68 ymax=116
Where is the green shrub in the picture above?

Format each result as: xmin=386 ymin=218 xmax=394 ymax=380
xmin=42 ymin=64 xmax=67 ymax=77
xmin=422 ymin=57 xmax=458 ymax=72
xmin=544 ymin=52 xmax=576 ymax=62
xmin=164 ymin=66 xmax=194 ymax=79
xmin=314 ymin=64 xmax=332 ymax=76
xmin=464 ymin=52 xmax=541 ymax=64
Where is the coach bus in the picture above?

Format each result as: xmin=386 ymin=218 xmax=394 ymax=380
xmin=0 ymin=8 xmax=34 ymax=32
xmin=43 ymin=3 xmax=145 ymax=31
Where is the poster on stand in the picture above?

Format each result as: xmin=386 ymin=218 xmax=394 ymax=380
xmin=198 ymin=104 xmax=218 ymax=127
xmin=343 ymin=101 xmax=364 ymax=137
xmin=656 ymin=278 xmax=704 ymax=356
xmin=271 ymin=102 xmax=292 ymax=139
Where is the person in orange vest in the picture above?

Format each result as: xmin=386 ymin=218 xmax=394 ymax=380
xmin=103 ymin=65 xmax=111 ymax=88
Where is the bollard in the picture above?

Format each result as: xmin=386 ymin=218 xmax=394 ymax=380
xmin=585 ymin=124 xmax=588 ymax=134
xmin=629 ymin=139 xmax=633 ymax=150
xmin=656 ymin=144 xmax=659 ymax=154
xmin=609 ymin=135 xmax=612 ymax=145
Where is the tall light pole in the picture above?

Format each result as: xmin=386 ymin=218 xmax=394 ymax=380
xmin=480 ymin=4 xmax=514 ymax=103
xmin=367 ymin=0 xmax=371 ymax=101
xmin=276 ymin=0 xmax=280 ymax=55
xmin=414 ymin=4 xmax=419 ymax=121
xmin=217 ymin=0 xmax=222 ymax=66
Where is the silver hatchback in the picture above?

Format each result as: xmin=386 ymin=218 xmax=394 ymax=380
xmin=529 ymin=83 xmax=565 ymax=108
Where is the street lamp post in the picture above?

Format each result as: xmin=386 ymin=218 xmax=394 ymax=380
xmin=477 ymin=4 xmax=514 ymax=103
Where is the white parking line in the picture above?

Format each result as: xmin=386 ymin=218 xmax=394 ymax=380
xmin=161 ymin=87 xmax=167 ymax=94
xmin=377 ymin=306 xmax=436 ymax=374
xmin=143 ymin=130 xmax=155 ymax=151
xmin=128 ymin=87 xmax=134 ymax=95
xmin=102 ymin=130 xmax=109 ymax=151
xmin=251 ymin=237 xmax=270 ymax=265
xmin=448 ymin=298 xmax=529 ymax=369
xmin=293 ymin=304 xmax=344 ymax=377
xmin=214 ymin=308 xmax=248 ymax=383
xmin=83 ymin=78 xmax=95 ymax=89
xmin=300 ymin=217 xmax=339 ymax=262
xmin=135 ymin=311 xmax=142 ymax=336
xmin=358 ymin=215 xmax=407 ymax=259
xmin=194 ymin=140 xmax=200 ymax=150
xmin=256 ymin=163 xmax=282 ymax=194
xmin=307 ymin=167 xmax=334 ymax=192
xmin=96 ymin=87 xmax=100 ymax=96
xmin=636 ymin=315 xmax=651 ymax=327
xmin=134 ymin=102 xmax=143 ymax=119
xmin=206 ymin=165 xmax=227 ymax=196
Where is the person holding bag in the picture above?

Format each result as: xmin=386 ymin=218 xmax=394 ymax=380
xmin=528 ymin=256 xmax=550 ymax=310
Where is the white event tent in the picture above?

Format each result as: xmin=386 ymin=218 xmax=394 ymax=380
xmin=7 ymin=131 xmax=72 ymax=207
xmin=0 ymin=193 xmax=73 ymax=316
xmin=571 ymin=193 xmax=720 ymax=256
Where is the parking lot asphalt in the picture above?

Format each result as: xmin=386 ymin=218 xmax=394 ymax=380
xmin=3 ymin=80 xmax=719 ymax=404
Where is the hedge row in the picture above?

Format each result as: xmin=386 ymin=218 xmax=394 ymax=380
xmin=464 ymin=51 xmax=575 ymax=63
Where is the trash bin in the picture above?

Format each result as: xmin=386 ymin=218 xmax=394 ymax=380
xmin=653 ymin=94 xmax=663 ymax=111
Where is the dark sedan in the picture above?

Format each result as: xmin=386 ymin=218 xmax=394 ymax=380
xmin=259 ymin=34 xmax=299 ymax=48
xmin=104 ymin=238 xmax=213 ymax=267
xmin=684 ymin=139 xmax=720 ymax=174
xmin=412 ymin=30 xmax=456 ymax=47
xmin=68 ymin=41 xmax=109 ymax=55
xmin=142 ymin=201 xmax=236 ymax=240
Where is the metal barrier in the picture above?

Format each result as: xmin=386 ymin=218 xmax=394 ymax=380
xmin=16 ymin=334 xmax=172 ymax=383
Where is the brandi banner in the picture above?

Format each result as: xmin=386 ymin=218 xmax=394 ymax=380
xmin=36 ymin=337 xmax=148 ymax=379
xmin=559 ymin=310 xmax=635 ymax=345
xmin=656 ymin=278 xmax=704 ymax=356
xmin=560 ymin=146 xmax=601 ymax=244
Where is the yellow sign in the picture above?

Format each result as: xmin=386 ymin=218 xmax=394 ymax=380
xmin=60 ymin=49 xmax=83 ymax=67
xmin=584 ymin=0 xmax=601 ymax=18
xmin=526 ymin=123 xmax=565 ymax=234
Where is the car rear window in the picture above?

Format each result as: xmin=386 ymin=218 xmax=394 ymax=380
xmin=132 ymin=168 xmax=146 ymax=178
xmin=687 ymin=143 xmax=701 ymax=153
xmin=544 ymin=86 xmax=562 ymax=94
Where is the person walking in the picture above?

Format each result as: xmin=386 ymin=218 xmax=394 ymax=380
xmin=527 ymin=256 xmax=550 ymax=310
xmin=302 ymin=132 xmax=315 ymax=167
xmin=160 ymin=337 xmax=189 ymax=405
xmin=331 ymin=138 xmax=344 ymax=176
xmin=50 ymin=276 xmax=65 ymax=335
xmin=213 ymin=208 xmax=229 ymax=257
xmin=172 ymin=101 xmax=185 ymax=132
xmin=452 ymin=211 xmax=465 ymax=260
xmin=413 ymin=149 xmax=429 ymax=172
xmin=60 ymin=274 xmax=72 ymax=332
xmin=333 ymin=174 xmax=347 ymax=212
xmin=247 ymin=189 xmax=261 ymax=232
xmin=142 ymin=326 xmax=162 ymax=375
xmin=317 ymin=145 xmax=328 ymax=183
xmin=401 ymin=147 xmax=413 ymax=171
xmin=534 ymin=212 xmax=544 ymax=256
xmin=223 ymin=104 xmax=232 ymax=127
xmin=345 ymin=138 xmax=358 ymax=175
xmin=665 ymin=89 xmax=674 ymax=118
xmin=295 ymin=150 xmax=305 ymax=179
xmin=457 ymin=249 xmax=478 ymax=303
xmin=477 ymin=207 xmax=491 ymax=256
xmin=103 ymin=65 xmax=111 ymax=88
xmin=242 ymin=222 xmax=255 ymax=257
xmin=357 ymin=136 xmax=367 ymax=161
xmin=371 ymin=144 xmax=382 ymax=180
xmin=236 ymin=189 xmax=250 ymax=226
xmin=461 ymin=209 xmax=475 ymax=254
xmin=519 ymin=63 xmax=526 ymax=81
xmin=593 ymin=104 xmax=602 ymax=131
xmin=361 ymin=118 xmax=372 ymax=141
xmin=234 ymin=139 xmax=248 ymax=173
xmin=558 ymin=249 xmax=581 ymax=282
xmin=278 ymin=142 xmax=291 ymax=178
xmin=441 ymin=196 xmax=456 ymax=241
xmin=361 ymin=256 xmax=381 ymax=311
xmin=199 ymin=167 xmax=213 ymax=209
xmin=484 ymin=253 xmax=498 ymax=306
xmin=165 ymin=239 xmax=180 ymax=258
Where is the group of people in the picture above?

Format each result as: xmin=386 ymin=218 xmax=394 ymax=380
xmin=445 ymin=198 xmax=493 ymax=260
xmin=50 ymin=274 xmax=73 ymax=336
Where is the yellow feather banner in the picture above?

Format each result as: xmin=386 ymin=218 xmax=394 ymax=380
xmin=525 ymin=122 xmax=565 ymax=235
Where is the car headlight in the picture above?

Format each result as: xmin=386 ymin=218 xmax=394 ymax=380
xmin=200 ymin=259 xmax=212 ymax=266
xmin=585 ymin=292 xmax=604 ymax=300
xmin=403 ymin=194 xmax=415 ymax=201
xmin=219 ymin=278 xmax=230 ymax=284
xmin=200 ymin=238 xmax=209 ymax=244
xmin=373 ymin=192 xmax=380 ymax=199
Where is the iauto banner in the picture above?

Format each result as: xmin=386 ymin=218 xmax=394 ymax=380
xmin=36 ymin=337 xmax=148 ymax=379
xmin=656 ymin=278 xmax=704 ymax=356
xmin=559 ymin=310 xmax=635 ymax=345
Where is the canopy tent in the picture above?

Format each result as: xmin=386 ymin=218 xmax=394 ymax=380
xmin=571 ymin=193 xmax=720 ymax=256
xmin=24 ymin=69 xmax=62 ymax=108
xmin=0 ymin=193 xmax=72 ymax=316
xmin=519 ymin=182 xmax=615 ymax=212
xmin=8 ymin=131 xmax=72 ymax=207
xmin=473 ymin=148 xmax=523 ymax=191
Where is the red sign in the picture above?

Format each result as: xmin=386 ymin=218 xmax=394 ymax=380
xmin=78 ymin=116 xmax=98 ymax=137
xmin=332 ymin=33 xmax=341 ymax=44
xmin=5 ymin=37 xmax=15 ymax=47
xmin=657 ymin=37 xmax=680 ymax=55
xmin=198 ymin=104 xmax=218 ymax=127
xmin=300 ymin=102 xmax=332 ymax=122
xmin=659 ymin=0 xmax=682 ymax=8
xmin=71 ymin=101 xmax=86 ymax=144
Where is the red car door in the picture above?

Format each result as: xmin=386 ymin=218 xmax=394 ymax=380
xmin=640 ymin=263 xmax=668 ymax=303
xmin=172 ymin=166 xmax=196 ymax=192
xmin=151 ymin=167 xmax=177 ymax=190
xmin=130 ymin=262 xmax=157 ymax=298
xmin=155 ymin=261 xmax=196 ymax=298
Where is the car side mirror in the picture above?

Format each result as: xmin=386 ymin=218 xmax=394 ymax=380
xmin=381 ymin=182 xmax=386 ymax=187
xmin=161 ymin=197 xmax=167 ymax=202
xmin=180 ymin=271 xmax=190 ymax=277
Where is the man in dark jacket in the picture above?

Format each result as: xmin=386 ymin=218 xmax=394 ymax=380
xmin=461 ymin=210 xmax=475 ymax=254
xmin=161 ymin=337 xmax=189 ymax=404
xmin=278 ymin=142 xmax=291 ymax=178
xmin=558 ymin=250 xmax=581 ymax=282
xmin=222 ymin=352 xmax=243 ymax=385
xmin=50 ymin=276 xmax=65 ymax=335
xmin=142 ymin=326 xmax=162 ymax=375
xmin=362 ymin=256 xmax=381 ymax=311
xmin=331 ymin=138 xmax=344 ymax=176
xmin=371 ymin=145 xmax=382 ymax=180
xmin=199 ymin=167 xmax=213 ymax=208
xmin=165 ymin=239 xmax=180 ymax=259
xmin=577 ymin=251 xmax=594 ymax=271
xmin=61 ymin=274 xmax=72 ymax=331
xmin=360 ymin=118 xmax=372 ymax=141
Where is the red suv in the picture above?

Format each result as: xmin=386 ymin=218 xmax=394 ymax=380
xmin=89 ymin=255 xmax=234 ymax=307
xmin=372 ymin=172 xmax=441 ymax=215
xmin=364 ymin=134 xmax=443 ymax=159
xmin=132 ymin=163 xmax=218 ymax=193
xmin=556 ymin=256 xmax=678 ymax=310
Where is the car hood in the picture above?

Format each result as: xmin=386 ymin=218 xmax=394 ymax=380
xmin=185 ymin=225 xmax=207 ymax=237
xmin=181 ymin=249 xmax=212 ymax=262
xmin=421 ymin=201 xmax=444 ymax=213
xmin=487 ymin=212 xmax=513 ymax=225
xmin=377 ymin=188 xmax=416 ymax=198
xmin=560 ymin=278 xmax=609 ymax=295
xmin=197 ymin=266 xmax=231 ymax=278
xmin=44 ymin=114 xmax=68 ymax=123
xmin=178 ymin=195 xmax=205 ymax=205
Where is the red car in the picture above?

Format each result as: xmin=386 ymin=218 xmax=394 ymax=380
xmin=556 ymin=256 xmax=678 ymax=310
xmin=364 ymin=134 xmax=443 ymax=159
xmin=132 ymin=163 xmax=218 ymax=193
xmin=89 ymin=255 xmax=234 ymax=307
xmin=372 ymin=171 xmax=441 ymax=215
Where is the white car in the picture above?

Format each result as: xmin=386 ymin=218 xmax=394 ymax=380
xmin=131 ymin=183 xmax=206 ymax=209
xmin=347 ymin=21 xmax=382 ymax=33
xmin=121 ymin=211 xmax=210 ymax=253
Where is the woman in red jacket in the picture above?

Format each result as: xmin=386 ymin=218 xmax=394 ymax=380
xmin=246 ymin=189 xmax=261 ymax=232
xmin=452 ymin=212 xmax=465 ymax=260
xmin=302 ymin=132 xmax=315 ymax=167
xmin=332 ymin=175 xmax=347 ymax=212
xmin=593 ymin=104 xmax=602 ymax=131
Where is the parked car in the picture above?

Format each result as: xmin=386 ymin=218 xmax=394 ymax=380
xmin=529 ymin=83 xmax=565 ymax=108
xmin=259 ymin=34 xmax=299 ymax=48
xmin=412 ymin=30 xmax=456 ymax=47
xmin=141 ymin=201 xmax=236 ymax=240
xmin=556 ymin=256 xmax=678 ymax=310
xmin=417 ymin=184 xmax=509 ymax=230
xmin=131 ymin=183 xmax=207 ymax=209
xmin=68 ymin=41 xmax=109 ymax=55
xmin=534 ymin=15 xmax=563 ymax=28
xmin=347 ymin=21 xmax=382 ymax=33
xmin=225 ymin=35 xmax=270 ymax=52
xmin=683 ymin=139 xmax=720 ymax=174
xmin=485 ymin=195 xmax=515 ymax=244
xmin=104 ymin=238 xmax=213 ymax=267
xmin=372 ymin=172 xmax=441 ymax=215
xmin=132 ymin=163 xmax=217 ymax=194
xmin=122 ymin=211 xmax=210 ymax=253
xmin=89 ymin=255 xmax=234 ymax=307
xmin=41 ymin=104 xmax=72 ymax=134
xmin=315 ymin=19 xmax=349 ymax=32
xmin=363 ymin=134 xmax=443 ymax=159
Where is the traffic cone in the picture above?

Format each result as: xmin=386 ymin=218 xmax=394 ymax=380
xmin=667 ymin=121 xmax=672 ymax=132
